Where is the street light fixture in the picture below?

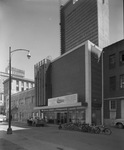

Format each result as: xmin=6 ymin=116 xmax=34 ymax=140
xmin=7 ymin=47 xmax=31 ymax=134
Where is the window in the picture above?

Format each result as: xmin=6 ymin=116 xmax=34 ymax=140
xmin=109 ymin=76 xmax=116 ymax=91
xmin=109 ymin=100 xmax=116 ymax=110
xmin=31 ymin=83 xmax=33 ymax=88
xmin=16 ymin=80 xmax=19 ymax=85
xmin=109 ymin=54 xmax=115 ymax=69
xmin=16 ymin=86 xmax=19 ymax=91
xmin=26 ymin=82 xmax=29 ymax=90
xmin=120 ymin=74 xmax=124 ymax=89
xmin=21 ymin=81 xmax=24 ymax=91
xmin=119 ymin=50 xmax=124 ymax=65
xmin=16 ymin=80 xmax=19 ymax=91
xmin=21 ymin=87 xmax=24 ymax=91
xmin=0 ymin=93 xmax=2 ymax=100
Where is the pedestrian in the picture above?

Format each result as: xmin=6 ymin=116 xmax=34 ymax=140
xmin=58 ymin=123 xmax=62 ymax=130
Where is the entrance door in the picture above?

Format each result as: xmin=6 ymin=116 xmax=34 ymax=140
xmin=57 ymin=113 xmax=61 ymax=124
xmin=57 ymin=112 xmax=67 ymax=124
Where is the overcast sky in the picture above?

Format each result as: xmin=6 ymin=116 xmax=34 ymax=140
xmin=0 ymin=0 xmax=123 ymax=79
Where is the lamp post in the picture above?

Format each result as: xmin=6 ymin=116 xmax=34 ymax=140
xmin=7 ymin=47 xmax=31 ymax=134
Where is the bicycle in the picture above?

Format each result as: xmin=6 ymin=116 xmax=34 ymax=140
xmin=62 ymin=122 xmax=81 ymax=131
xmin=81 ymin=123 xmax=91 ymax=132
xmin=96 ymin=125 xmax=112 ymax=135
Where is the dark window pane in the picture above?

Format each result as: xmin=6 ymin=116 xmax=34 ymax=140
xmin=119 ymin=50 xmax=124 ymax=65
xmin=120 ymin=74 xmax=124 ymax=89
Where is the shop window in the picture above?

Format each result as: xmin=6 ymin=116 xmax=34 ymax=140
xmin=109 ymin=100 xmax=116 ymax=110
xmin=109 ymin=54 xmax=115 ymax=69
xmin=119 ymin=50 xmax=124 ymax=66
xmin=120 ymin=74 xmax=124 ymax=89
xmin=109 ymin=76 xmax=116 ymax=91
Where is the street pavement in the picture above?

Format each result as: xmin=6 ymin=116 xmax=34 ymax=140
xmin=0 ymin=122 xmax=124 ymax=150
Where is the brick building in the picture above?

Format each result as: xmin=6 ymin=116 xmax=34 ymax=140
xmin=34 ymin=40 xmax=102 ymax=125
xmin=11 ymin=88 xmax=35 ymax=122
xmin=60 ymin=0 xmax=109 ymax=55
xmin=103 ymin=39 xmax=124 ymax=125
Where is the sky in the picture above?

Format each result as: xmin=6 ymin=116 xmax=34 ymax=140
xmin=0 ymin=0 xmax=123 ymax=80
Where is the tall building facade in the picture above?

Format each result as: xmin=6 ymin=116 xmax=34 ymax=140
xmin=60 ymin=0 xmax=109 ymax=55
xmin=34 ymin=59 xmax=51 ymax=107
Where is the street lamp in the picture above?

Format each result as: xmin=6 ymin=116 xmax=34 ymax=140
xmin=7 ymin=47 xmax=31 ymax=134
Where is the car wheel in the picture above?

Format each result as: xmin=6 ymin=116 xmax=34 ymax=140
xmin=117 ymin=123 xmax=123 ymax=129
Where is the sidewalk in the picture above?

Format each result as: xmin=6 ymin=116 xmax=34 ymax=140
xmin=0 ymin=125 xmax=75 ymax=150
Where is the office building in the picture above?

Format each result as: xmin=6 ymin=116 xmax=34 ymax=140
xmin=60 ymin=0 xmax=109 ymax=54
xmin=34 ymin=40 xmax=102 ymax=125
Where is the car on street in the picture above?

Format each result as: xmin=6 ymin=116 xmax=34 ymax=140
xmin=0 ymin=117 xmax=3 ymax=122
xmin=114 ymin=119 xmax=124 ymax=129
xmin=27 ymin=117 xmax=46 ymax=127
xmin=0 ymin=114 xmax=6 ymax=122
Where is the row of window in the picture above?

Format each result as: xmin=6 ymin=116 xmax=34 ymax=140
xmin=109 ymin=50 xmax=124 ymax=69
xmin=16 ymin=80 xmax=34 ymax=92
xmin=12 ymin=96 xmax=34 ymax=107
xmin=109 ymin=74 xmax=124 ymax=91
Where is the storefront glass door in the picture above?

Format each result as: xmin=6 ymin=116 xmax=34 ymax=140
xmin=57 ymin=112 xmax=67 ymax=124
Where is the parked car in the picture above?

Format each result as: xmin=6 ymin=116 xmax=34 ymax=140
xmin=0 ymin=117 xmax=3 ymax=122
xmin=114 ymin=119 xmax=124 ymax=129
xmin=27 ymin=117 xmax=46 ymax=127
xmin=0 ymin=115 xmax=6 ymax=122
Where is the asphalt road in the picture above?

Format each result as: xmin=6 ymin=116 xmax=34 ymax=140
xmin=0 ymin=122 xmax=124 ymax=150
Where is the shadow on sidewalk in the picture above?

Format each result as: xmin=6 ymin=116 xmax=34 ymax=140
xmin=0 ymin=138 xmax=26 ymax=150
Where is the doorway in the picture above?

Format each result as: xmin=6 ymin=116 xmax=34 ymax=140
xmin=57 ymin=112 xmax=67 ymax=124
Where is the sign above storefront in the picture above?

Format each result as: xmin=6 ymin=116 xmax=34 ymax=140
xmin=48 ymin=94 xmax=78 ymax=106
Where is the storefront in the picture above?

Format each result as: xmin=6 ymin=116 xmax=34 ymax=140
xmin=34 ymin=94 xmax=87 ymax=124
